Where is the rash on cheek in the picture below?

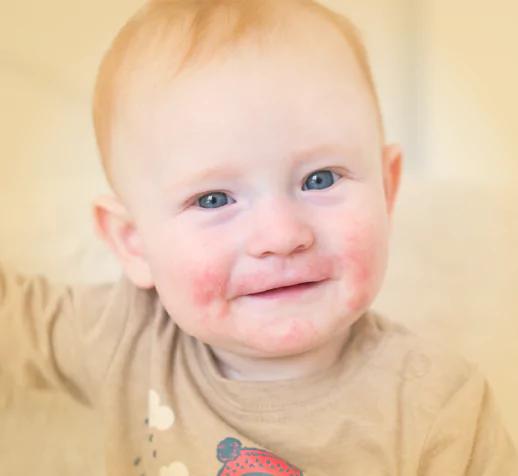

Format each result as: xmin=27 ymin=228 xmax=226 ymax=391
xmin=340 ymin=222 xmax=386 ymax=311
xmin=191 ymin=266 xmax=227 ymax=307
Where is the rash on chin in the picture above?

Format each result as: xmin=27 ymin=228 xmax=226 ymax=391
xmin=241 ymin=318 xmax=319 ymax=355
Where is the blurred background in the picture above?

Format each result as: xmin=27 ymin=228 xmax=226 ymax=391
xmin=0 ymin=0 xmax=517 ymax=473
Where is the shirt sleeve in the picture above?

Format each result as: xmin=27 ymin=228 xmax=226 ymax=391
xmin=0 ymin=263 xmax=130 ymax=406
xmin=418 ymin=364 xmax=518 ymax=475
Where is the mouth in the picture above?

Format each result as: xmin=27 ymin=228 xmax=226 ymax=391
xmin=246 ymin=281 xmax=325 ymax=299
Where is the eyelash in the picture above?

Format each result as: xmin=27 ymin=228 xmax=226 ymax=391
xmin=190 ymin=168 xmax=343 ymax=210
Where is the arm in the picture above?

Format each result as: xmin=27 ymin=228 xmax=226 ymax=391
xmin=0 ymin=262 xmax=126 ymax=406
xmin=418 ymin=365 xmax=518 ymax=475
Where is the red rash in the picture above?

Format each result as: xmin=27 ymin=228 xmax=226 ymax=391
xmin=191 ymin=266 xmax=227 ymax=307
xmin=278 ymin=320 xmax=317 ymax=348
xmin=244 ymin=318 xmax=318 ymax=355
xmin=340 ymin=224 xmax=381 ymax=311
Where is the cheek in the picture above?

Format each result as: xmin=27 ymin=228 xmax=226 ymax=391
xmin=338 ymin=220 xmax=388 ymax=310
xmin=146 ymin=228 xmax=236 ymax=336
xmin=157 ymin=231 xmax=232 ymax=309
xmin=186 ymin=254 xmax=235 ymax=325
xmin=160 ymin=257 xmax=232 ymax=336
xmin=191 ymin=265 xmax=228 ymax=307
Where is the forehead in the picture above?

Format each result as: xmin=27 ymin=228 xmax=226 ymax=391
xmin=113 ymin=12 xmax=380 ymax=195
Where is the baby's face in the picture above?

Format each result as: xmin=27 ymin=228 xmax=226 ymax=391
xmin=114 ymin=24 xmax=396 ymax=359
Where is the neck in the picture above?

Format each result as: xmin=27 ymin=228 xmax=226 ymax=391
xmin=210 ymin=327 xmax=351 ymax=381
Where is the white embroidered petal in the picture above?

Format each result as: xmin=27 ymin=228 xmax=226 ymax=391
xmin=148 ymin=389 xmax=175 ymax=431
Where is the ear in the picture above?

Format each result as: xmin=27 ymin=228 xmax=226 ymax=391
xmin=92 ymin=194 xmax=154 ymax=289
xmin=381 ymin=144 xmax=403 ymax=217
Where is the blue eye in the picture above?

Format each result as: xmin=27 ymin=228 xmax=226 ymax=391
xmin=197 ymin=192 xmax=234 ymax=209
xmin=302 ymin=169 xmax=339 ymax=191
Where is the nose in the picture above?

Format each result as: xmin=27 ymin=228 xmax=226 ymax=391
xmin=245 ymin=197 xmax=315 ymax=258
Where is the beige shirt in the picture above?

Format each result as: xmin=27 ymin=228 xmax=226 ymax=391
xmin=1 ymin=265 xmax=517 ymax=475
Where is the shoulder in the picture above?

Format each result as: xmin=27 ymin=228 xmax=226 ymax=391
xmin=358 ymin=310 xmax=481 ymax=413
xmin=351 ymin=313 xmax=518 ymax=473
xmin=70 ymin=275 xmax=166 ymax=389
xmin=72 ymin=274 xmax=160 ymax=330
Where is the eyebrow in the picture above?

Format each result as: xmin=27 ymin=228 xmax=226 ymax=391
xmin=173 ymin=143 xmax=353 ymax=189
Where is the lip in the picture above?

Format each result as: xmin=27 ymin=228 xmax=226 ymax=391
xmin=239 ymin=276 xmax=327 ymax=297
xmin=242 ymin=280 xmax=327 ymax=300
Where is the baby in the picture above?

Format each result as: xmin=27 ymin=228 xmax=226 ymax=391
xmin=1 ymin=0 xmax=517 ymax=474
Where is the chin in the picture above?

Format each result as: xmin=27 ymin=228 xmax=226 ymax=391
xmin=234 ymin=319 xmax=322 ymax=358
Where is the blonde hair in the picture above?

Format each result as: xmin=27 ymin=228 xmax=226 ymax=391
xmin=92 ymin=0 xmax=383 ymax=188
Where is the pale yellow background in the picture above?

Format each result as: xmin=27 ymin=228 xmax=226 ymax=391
xmin=0 ymin=0 xmax=516 ymax=473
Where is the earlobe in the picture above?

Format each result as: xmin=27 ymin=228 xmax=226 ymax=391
xmin=92 ymin=194 xmax=155 ymax=289
xmin=381 ymin=144 xmax=403 ymax=216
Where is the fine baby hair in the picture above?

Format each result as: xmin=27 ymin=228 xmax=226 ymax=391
xmin=92 ymin=0 xmax=383 ymax=191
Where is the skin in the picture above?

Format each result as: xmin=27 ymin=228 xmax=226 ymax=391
xmin=93 ymin=12 xmax=402 ymax=381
